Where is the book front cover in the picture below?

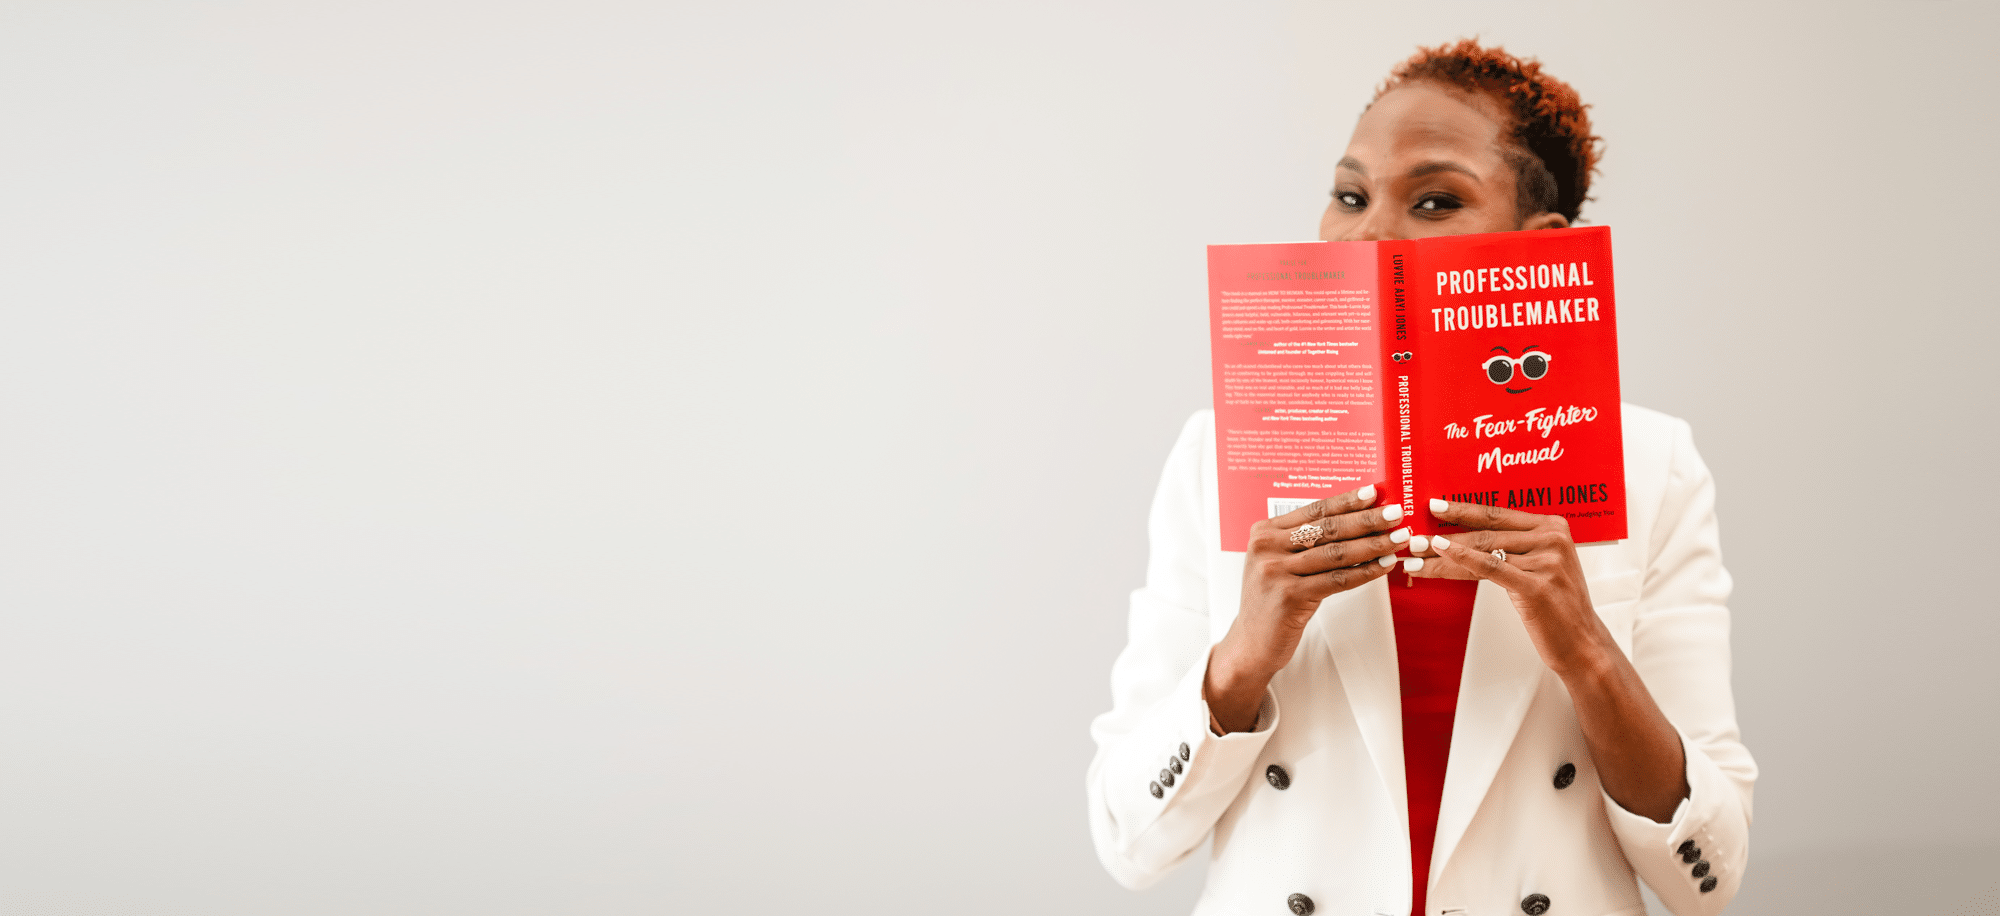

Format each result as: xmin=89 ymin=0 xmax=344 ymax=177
xmin=1407 ymin=226 xmax=1627 ymax=543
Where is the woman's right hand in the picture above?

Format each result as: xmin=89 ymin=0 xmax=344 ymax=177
xmin=1203 ymin=484 xmax=1409 ymax=732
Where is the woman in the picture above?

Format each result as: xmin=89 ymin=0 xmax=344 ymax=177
xmin=1087 ymin=41 xmax=1755 ymax=916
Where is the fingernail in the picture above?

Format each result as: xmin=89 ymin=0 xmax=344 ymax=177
xmin=1429 ymin=498 xmax=1448 ymax=514
xmin=1357 ymin=484 xmax=1377 ymax=502
xmin=1432 ymin=535 xmax=1454 ymax=552
xmin=1377 ymin=554 xmax=1396 ymax=567
xmin=1403 ymin=557 xmax=1425 ymax=573
xmin=1383 ymin=503 xmax=1404 ymax=522
xmin=1410 ymin=535 xmax=1430 ymax=553
xmin=1390 ymin=527 xmax=1411 ymax=544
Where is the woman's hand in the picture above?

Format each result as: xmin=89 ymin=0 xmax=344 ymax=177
xmin=1204 ymin=484 xmax=1409 ymax=733
xmin=1409 ymin=498 xmax=1691 ymax=821
xmin=1405 ymin=498 xmax=1615 ymax=679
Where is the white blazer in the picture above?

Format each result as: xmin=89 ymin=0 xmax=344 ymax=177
xmin=1087 ymin=405 xmax=1755 ymax=916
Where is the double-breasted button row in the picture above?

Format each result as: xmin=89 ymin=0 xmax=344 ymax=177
xmin=1521 ymin=892 xmax=1551 ymax=914
xmin=1285 ymin=892 xmax=1314 ymax=914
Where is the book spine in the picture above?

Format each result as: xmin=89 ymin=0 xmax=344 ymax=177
xmin=1376 ymin=241 xmax=1417 ymax=528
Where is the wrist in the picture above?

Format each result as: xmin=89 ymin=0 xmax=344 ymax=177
xmin=1203 ymin=636 xmax=1274 ymax=733
xmin=1551 ymin=631 xmax=1627 ymax=690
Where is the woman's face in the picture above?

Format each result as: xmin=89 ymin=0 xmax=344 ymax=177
xmin=1318 ymin=81 xmax=1567 ymax=242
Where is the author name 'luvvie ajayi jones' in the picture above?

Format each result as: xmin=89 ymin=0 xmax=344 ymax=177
xmin=1440 ymin=481 xmax=1614 ymax=510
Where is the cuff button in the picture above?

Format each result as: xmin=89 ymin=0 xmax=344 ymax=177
xmin=1169 ymin=757 xmax=1183 ymax=775
xmin=1700 ymin=876 xmax=1717 ymax=893
xmin=1148 ymin=781 xmax=1163 ymax=798
xmin=1691 ymin=860 xmax=1709 ymax=879
xmin=1179 ymin=741 xmax=1191 ymax=761
xmin=1159 ymin=769 xmax=1175 ymax=788
xmin=1677 ymin=839 xmax=1696 ymax=857
xmin=1286 ymin=892 xmax=1315 ymax=915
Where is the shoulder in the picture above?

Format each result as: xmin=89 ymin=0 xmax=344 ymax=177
xmin=1621 ymin=402 xmax=1691 ymax=452
xmin=1620 ymin=402 xmax=1708 ymax=494
xmin=1182 ymin=408 xmax=1215 ymax=444
xmin=1157 ymin=409 xmax=1217 ymax=486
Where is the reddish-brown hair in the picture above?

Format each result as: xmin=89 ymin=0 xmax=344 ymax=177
xmin=1375 ymin=39 xmax=1603 ymax=222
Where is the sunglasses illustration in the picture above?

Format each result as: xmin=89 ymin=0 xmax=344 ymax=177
xmin=1481 ymin=351 xmax=1553 ymax=384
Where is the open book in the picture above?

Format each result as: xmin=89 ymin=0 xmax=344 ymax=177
xmin=1206 ymin=226 xmax=1626 ymax=551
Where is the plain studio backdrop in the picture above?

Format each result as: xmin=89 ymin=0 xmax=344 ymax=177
xmin=1 ymin=2 xmax=1995 ymax=914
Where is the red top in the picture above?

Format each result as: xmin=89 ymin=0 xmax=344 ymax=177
xmin=1389 ymin=573 xmax=1478 ymax=916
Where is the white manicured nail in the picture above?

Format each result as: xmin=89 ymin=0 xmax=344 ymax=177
xmin=1390 ymin=527 xmax=1411 ymax=544
xmin=1356 ymin=484 xmax=1377 ymax=502
xmin=1429 ymin=498 xmax=1449 ymax=514
xmin=1377 ymin=555 xmax=1396 ymax=567
xmin=1403 ymin=557 xmax=1425 ymax=573
xmin=1410 ymin=535 xmax=1430 ymax=553
xmin=1382 ymin=503 xmax=1404 ymax=521
xmin=1432 ymin=536 xmax=1454 ymax=552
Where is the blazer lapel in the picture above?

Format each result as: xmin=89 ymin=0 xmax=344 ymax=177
xmin=1430 ymin=579 xmax=1547 ymax=886
xmin=1324 ymin=576 xmax=1408 ymax=839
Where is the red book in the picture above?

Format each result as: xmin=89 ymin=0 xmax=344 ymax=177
xmin=1207 ymin=226 xmax=1626 ymax=551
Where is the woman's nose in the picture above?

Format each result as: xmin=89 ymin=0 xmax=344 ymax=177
xmin=1342 ymin=213 xmax=1396 ymax=242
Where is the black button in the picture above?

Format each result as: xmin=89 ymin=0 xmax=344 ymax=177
xmin=1700 ymin=876 xmax=1717 ymax=893
xmin=1179 ymin=742 xmax=1191 ymax=761
xmin=1521 ymin=893 xmax=1551 ymax=915
xmin=1681 ymin=846 xmax=1701 ymax=864
xmin=1169 ymin=756 xmax=1183 ymax=775
xmin=1159 ymin=769 xmax=1175 ymax=788
xmin=1677 ymin=839 xmax=1697 ymax=857
xmin=1148 ymin=781 xmax=1162 ymax=798
xmin=1286 ymin=892 xmax=1315 ymax=915
xmin=1265 ymin=764 xmax=1291 ymax=790
xmin=1691 ymin=860 xmax=1709 ymax=878
xmin=1553 ymin=762 xmax=1576 ymax=790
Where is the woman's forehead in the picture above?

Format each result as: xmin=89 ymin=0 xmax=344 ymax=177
xmin=1343 ymin=83 xmax=1511 ymax=173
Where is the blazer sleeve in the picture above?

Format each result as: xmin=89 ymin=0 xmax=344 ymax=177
xmin=1601 ymin=416 xmax=1758 ymax=915
xmin=1086 ymin=410 xmax=1278 ymax=889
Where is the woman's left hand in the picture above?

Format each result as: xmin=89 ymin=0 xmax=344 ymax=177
xmin=1405 ymin=497 xmax=1617 ymax=680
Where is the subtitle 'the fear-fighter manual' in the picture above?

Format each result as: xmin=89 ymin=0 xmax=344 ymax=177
xmin=1207 ymin=226 xmax=1627 ymax=552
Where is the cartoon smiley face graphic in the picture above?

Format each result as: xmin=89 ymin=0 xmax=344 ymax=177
xmin=1481 ymin=345 xmax=1552 ymax=394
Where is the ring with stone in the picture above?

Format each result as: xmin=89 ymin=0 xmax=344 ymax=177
xmin=1289 ymin=524 xmax=1324 ymax=549
xmin=1491 ymin=549 xmax=1508 ymax=563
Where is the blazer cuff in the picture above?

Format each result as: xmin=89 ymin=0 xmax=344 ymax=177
xmin=1602 ymin=729 xmax=1748 ymax=915
xmin=1100 ymin=653 xmax=1279 ymax=873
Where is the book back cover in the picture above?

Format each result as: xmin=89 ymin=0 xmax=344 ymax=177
xmin=1206 ymin=242 xmax=1390 ymax=552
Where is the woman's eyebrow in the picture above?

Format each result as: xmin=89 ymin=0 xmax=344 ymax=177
xmin=1336 ymin=156 xmax=1368 ymax=175
xmin=1406 ymin=160 xmax=1479 ymax=180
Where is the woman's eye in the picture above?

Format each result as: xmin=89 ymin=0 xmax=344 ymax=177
xmin=1414 ymin=195 xmax=1463 ymax=213
xmin=1334 ymin=191 xmax=1365 ymax=210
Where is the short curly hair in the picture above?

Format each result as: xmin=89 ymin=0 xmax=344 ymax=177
xmin=1374 ymin=39 xmax=1603 ymax=223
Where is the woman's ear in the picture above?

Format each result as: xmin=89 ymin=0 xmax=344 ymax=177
xmin=1521 ymin=211 xmax=1570 ymax=231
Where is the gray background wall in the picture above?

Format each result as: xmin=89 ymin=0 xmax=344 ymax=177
xmin=1 ymin=1 xmax=1994 ymax=913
